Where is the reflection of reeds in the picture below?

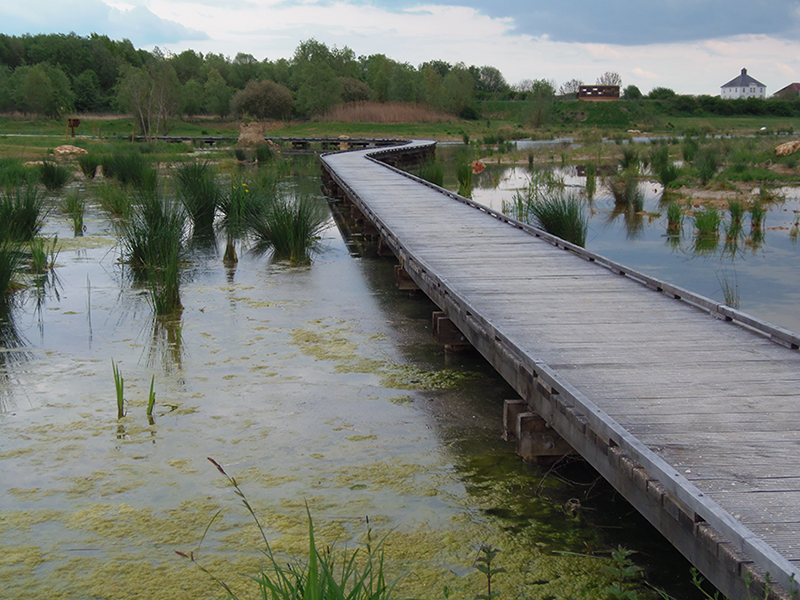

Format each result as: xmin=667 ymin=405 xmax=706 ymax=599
xmin=417 ymin=160 xmax=444 ymax=187
xmin=607 ymin=168 xmax=643 ymax=212
xmin=585 ymin=163 xmax=596 ymax=200
xmin=750 ymin=201 xmax=765 ymax=230
xmin=145 ymin=315 xmax=184 ymax=372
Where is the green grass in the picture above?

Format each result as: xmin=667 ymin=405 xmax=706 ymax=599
xmin=250 ymin=194 xmax=329 ymax=265
xmin=0 ymin=157 xmax=36 ymax=189
xmin=101 ymin=149 xmax=157 ymax=190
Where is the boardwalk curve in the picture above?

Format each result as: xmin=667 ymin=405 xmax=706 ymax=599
xmin=320 ymin=140 xmax=800 ymax=600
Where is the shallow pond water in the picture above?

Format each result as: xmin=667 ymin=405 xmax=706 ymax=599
xmin=0 ymin=167 xmax=709 ymax=599
xmin=469 ymin=163 xmax=800 ymax=334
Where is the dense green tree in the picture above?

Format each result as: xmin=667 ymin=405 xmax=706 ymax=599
xmin=205 ymin=53 xmax=231 ymax=84
xmin=181 ymin=78 xmax=205 ymax=115
xmin=16 ymin=63 xmax=73 ymax=116
xmin=229 ymin=53 xmax=261 ymax=90
xmin=388 ymin=63 xmax=418 ymax=102
xmin=622 ymin=84 xmax=642 ymax=99
xmin=204 ymin=68 xmax=232 ymax=117
xmin=649 ymin=86 xmax=676 ymax=99
xmin=441 ymin=64 xmax=475 ymax=115
xmin=479 ymin=65 xmax=508 ymax=93
xmin=295 ymin=63 xmax=340 ymax=116
xmin=172 ymin=49 xmax=204 ymax=84
xmin=73 ymin=69 xmax=104 ymax=113
xmin=419 ymin=64 xmax=445 ymax=108
xmin=230 ymin=79 xmax=293 ymax=119
xmin=362 ymin=54 xmax=392 ymax=102
xmin=419 ymin=60 xmax=451 ymax=79
xmin=0 ymin=65 xmax=13 ymax=111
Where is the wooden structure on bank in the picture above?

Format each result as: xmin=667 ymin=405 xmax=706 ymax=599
xmin=320 ymin=139 xmax=800 ymax=600
xmin=578 ymin=84 xmax=620 ymax=101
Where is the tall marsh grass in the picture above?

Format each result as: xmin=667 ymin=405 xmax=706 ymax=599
xmin=175 ymin=161 xmax=220 ymax=234
xmin=0 ymin=225 xmax=23 ymax=303
xmin=40 ymin=160 xmax=71 ymax=191
xmin=61 ymin=192 xmax=86 ymax=235
xmin=323 ymin=101 xmax=449 ymax=123
xmin=101 ymin=149 xmax=157 ymax=190
xmin=250 ymin=194 xmax=329 ymax=265
xmin=0 ymin=158 xmax=35 ymax=189
xmin=693 ymin=207 xmax=721 ymax=237
xmin=607 ymin=168 xmax=643 ymax=212
xmin=527 ymin=191 xmax=587 ymax=247
xmin=118 ymin=192 xmax=187 ymax=314
xmin=95 ymin=183 xmax=132 ymax=220
xmin=77 ymin=154 xmax=100 ymax=180
xmin=666 ymin=202 xmax=683 ymax=235
xmin=417 ymin=160 xmax=444 ymax=187
xmin=1 ymin=185 xmax=49 ymax=242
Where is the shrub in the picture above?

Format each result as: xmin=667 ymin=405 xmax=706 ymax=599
xmin=231 ymin=80 xmax=293 ymax=120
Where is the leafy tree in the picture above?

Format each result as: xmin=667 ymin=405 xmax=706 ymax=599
xmin=117 ymin=53 xmax=181 ymax=140
xmin=205 ymin=53 xmax=231 ymax=84
xmin=597 ymin=71 xmax=622 ymax=86
xmin=419 ymin=60 xmax=451 ymax=79
xmin=419 ymin=63 xmax=445 ymax=107
xmin=529 ymin=79 xmax=556 ymax=100
xmin=204 ymin=68 xmax=232 ymax=117
xmin=230 ymin=79 xmax=293 ymax=119
xmin=648 ymin=86 xmax=676 ymax=100
xmin=479 ymin=66 xmax=508 ymax=94
xmin=559 ymin=78 xmax=583 ymax=97
xmin=339 ymin=77 xmax=371 ymax=103
xmin=295 ymin=63 xmax=339 ymax=116
xmin=622 ymin=85 xmax=642 ymax=100
xmin=362 ymin=54 xmax=392 ymax=102
xmin=73 ymin=69 xmax=104 ymax=112
xmin=229 ymin=52 xmax=261 ymax=90
xmin=389 ymin=63 xmax=418 ymax=102
xmin=441 ymin=63 xmax=475 ymax=115
xmin=17 ymin=64 xmax=74 ymax=116
xmin=172 ymin=49 xmax=204 ymax=84
xmin=0 ymin=65 xmax=13 ymax=111
xmin=181 ymin=78 xmax=205 ymax=115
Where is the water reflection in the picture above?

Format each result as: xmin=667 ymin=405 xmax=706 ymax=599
xmin=143 ymin=314 xmax=184 ymax=373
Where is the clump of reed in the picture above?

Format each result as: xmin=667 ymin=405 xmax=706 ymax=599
xmin=607 ymin=168 xmax=644 ymax=212
xmin=95 ymin=183 xmax=132 ymax=220
xmin=77 ymin=153 xmax=100 ymax=180
xmin=417 ymin=159 xmax=444 ymax=187
xmin=175 ymin=161 xmax=220 ymax=234
xmin=682 ymin=137 xmax=700 ymax=163
xmin=693 ymin=207 xmax=721 ymax=237
xmin=61 ymin=191 xmax=86 ymax=236
xmin=0 ymin=185 xmax=49 ymax=242
xmin=584 ymin=163 xmax=597 ymax=200
xmin=40 ymin=160 xmax=71 ymax=191
xmin=666 ymin=202 xmax=683 ymax=235
xmin=118 ymin=192 xmax=187 ymax=314
xmin=179 ymin=458 xmax=402 ymax=600
xmin=28 ymin=236 xmax=59 ymax=274
xmin=112 ymin=359 xmax=125 ymax=419
xmin=250 ymin=194 xmax=329 ymax=265
xmin=695 ymin=146 xmax=720 ymax=185
xmin=101 ymin=149 xmax=157 ymax=190
xmin=750 ymin=201 xmax=765 ymax=230
xmin=718 ymin=271 xmax=740 ymax=309
xmin=455 ymin=161 xmax=473 ymax=197
xmin=527 ymin=190 xmax=588 ymax=247
xmin=619 ymin=147 xmax=639 ymax=171
xmin=255 ymin=144 xmax=276 ymax=164
xmin=727 ymin=199 xmax=745 ymax=238
xmin=0 ymin=224 xmax=23 ymax=304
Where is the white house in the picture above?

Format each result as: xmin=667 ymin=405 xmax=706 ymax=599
xmin=720 ymin=68 xmax=766 ymax=99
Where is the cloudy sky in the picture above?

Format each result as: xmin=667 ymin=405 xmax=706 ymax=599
xmin=3 ymin=0 xmax=800 ymax=95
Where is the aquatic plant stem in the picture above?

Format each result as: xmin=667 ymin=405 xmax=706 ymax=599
xmin=112 ymin=359 xmax=124 ymax=418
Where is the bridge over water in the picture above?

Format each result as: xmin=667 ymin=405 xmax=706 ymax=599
xmin=320 ymin=140 xmax=800 ymax=600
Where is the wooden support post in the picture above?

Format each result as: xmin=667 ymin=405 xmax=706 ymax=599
xmin=431 ymin=311 xmax=472 ymax=352
xmin=395 ymin=265 xmax=419 ymax=290
xmin=377 ymin=237 xmax=395 ymax=257
xmin=503 ymin=399 xmax=528 ymax=441
xmin=516 ymin=411 xmax=574 ymax=465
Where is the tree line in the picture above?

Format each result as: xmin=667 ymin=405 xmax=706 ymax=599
xmin=1 ymin=32 xmax=799 ymax=135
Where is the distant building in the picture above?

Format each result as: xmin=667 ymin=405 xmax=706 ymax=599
xmin=773 ymin=83 xmax=800 ymax=99
xmin=578 ymin=85 xmax=620 ymax=101
xmin=720 ymin=68 xmax=766 ymax=99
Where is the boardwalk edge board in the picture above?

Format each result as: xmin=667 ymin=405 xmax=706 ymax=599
xmin=320 ymin=139 xmax=800 ymax=599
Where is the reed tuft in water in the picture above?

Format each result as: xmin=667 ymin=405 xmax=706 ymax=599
xmin=250 ymin=194 xmax=329 ymax=265
xmin=61 ymin=192 xmax=86 ymax=236
xmin=40 ymin=160 xmax=71 ymax=191
xmin=1 ymin=185 xmax=49 ymax=242
xmin=527 ymin=191 xmax=588 ymax=247
xmin=112 ymin=359 xmax=125 ymax=418
xmin=175 ymin=161 xmax=220 ymax=234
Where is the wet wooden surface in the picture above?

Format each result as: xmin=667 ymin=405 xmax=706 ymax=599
xmin=322 ymin=144 xmax=800 ymax=592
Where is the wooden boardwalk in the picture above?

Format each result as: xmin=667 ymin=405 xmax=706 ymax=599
xmin=320 ymin=140 xmax=800 ymax=600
